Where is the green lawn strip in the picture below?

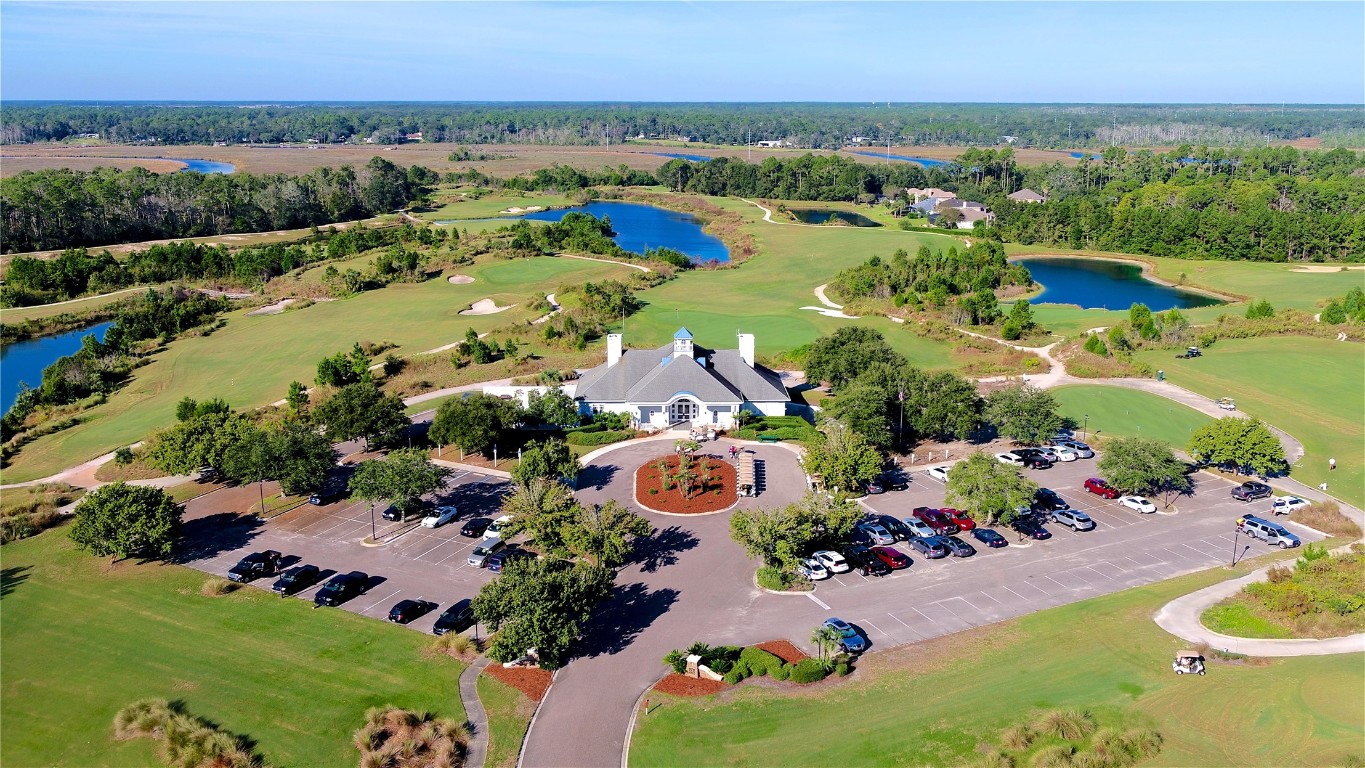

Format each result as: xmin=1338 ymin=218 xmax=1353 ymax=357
xmin=477 ymin=673 xmax=536 ymax=768
xmin=1051 ymin=385 xmax=1213 ymax=447
xmin=628 ymin=552 xmax=1363 ymax=768
xmin=0 ymin=530 xmax=464 ymax=767
xmin=1200 ymin=601 xmax=1294 ymax=639
xmin=1133 ymin=337 xmax=1365 ymax=507
xmin=3 ymin=256 xmax=632 ymax=482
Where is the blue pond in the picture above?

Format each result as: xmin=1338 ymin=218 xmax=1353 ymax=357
xmin=522 ymin=202 xmax=729 ymax=263
xmin=170 ymin=158 xmax=236 ymax=174
xmin=845 ymin=150 xmax=949 ymax=168
xmin=650 ymin=152 xmax=713 ymax=163
xmin=1069 ymin=152 xmax=1102 ymax=160
xmin=1016 ymin=257 xmax=1221 ymax=311
xmin=1 ymin=322 xmax=114 ymax=413
xmin=790 ymin=208 xmax=879 ymax=227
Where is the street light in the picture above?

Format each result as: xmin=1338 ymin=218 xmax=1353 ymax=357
xmin=369 ymin=502 xmax=377 ymax=541
xmin=1082 ymin=413 xmax=1089 ymax=440
xmin=1230 ymin=522 xmax=1241 ymax=566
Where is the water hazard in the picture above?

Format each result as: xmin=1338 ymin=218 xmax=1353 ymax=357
xmin=789 ymin=209 xmax=880 ymax=227
xmin=1016 ymin=257 xmax=1222 ymax=311
xmin=1 ymin=321 xmax=115 ymax=413
xmin=169 ymin=158 xmax=236 ymax=174
xmin=522 ymin=202 xmax=729 ymax=263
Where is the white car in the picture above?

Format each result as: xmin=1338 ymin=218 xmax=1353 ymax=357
xmin=1271 ymin=495 xmax=1310 ymax=516
xmin=487 ymin=514 xmax=512 ymax=535
xmin=421 ymin=505 xmax=459 ymax=528
xmin=1055 ymin=439 xmax=1095 ymax=459
xmin=811 ymin=550 xmax=851 ymax=574
xmin=797 ymin=558 xmax=830 ymax=581
xmin=1044 ymin=445 xmax=1078 ymax=462
xmin=996 ymin=452 xmax=1025 ymax=467
xmin=1118 ymin=496 xmax=1156 ymax=514
xmin=927 ymin=465 xmax=950 ymax=482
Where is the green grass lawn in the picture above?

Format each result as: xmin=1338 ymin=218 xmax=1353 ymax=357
xmin=1201 ymin=602 xmax=1293 ymax=639
xmin=4 ymin=256 xmax=632 ymax=482
xmin=416 ymin=191 xmax=574 ymax=222
xmin=477 ymin=674 xmax=536 ymax=768
xmin=0 ymin=530 xmax=465 ymax=767
xmin=1133 ymin=336 xmax=1365 ymax=507
xmin=1051 ymin=385 xmax=1213 ymax=448
xmin=628 ymin=554 xmax=1364 ymax=768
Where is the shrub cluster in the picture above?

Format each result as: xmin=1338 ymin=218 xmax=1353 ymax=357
xmin=565 ymin=429 xmax=634 ymax=446
xmin=1244 ymin=547 xmax=1364 ymax=619
xmin=979 ymin=711 xmax=1161 ymax=768
xmin=113 ymin=698 xmax=264 ymax=768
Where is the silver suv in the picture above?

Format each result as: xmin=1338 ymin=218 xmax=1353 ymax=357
xmin=1050 ymin=508 xmax=1096 ymax=531
xmin=467 ymin=536 xmax=505 ymax=567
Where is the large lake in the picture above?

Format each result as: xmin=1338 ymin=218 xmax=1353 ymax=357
xmin=1017 ymin=257 xmax=1222 ymax=311
xmin=1 ymin=321 xmax=114 ymax=413
xmin=522 ymin=202 xmax=729 ymax=263
xmin=170 ymin=158 xmax=236 ymax=174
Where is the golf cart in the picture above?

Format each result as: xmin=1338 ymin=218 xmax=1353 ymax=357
xmin=1216 ymin=397 xmax=1237 ymax=411
xmin=1175 ymin=346 xmax=1202 ymax=359
xmin=1172 ymin=650 xmax=1206 ymax=676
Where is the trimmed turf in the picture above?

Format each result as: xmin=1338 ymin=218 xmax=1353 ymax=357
xmin=627 ymin=553 xmax=1364 ymax=768
xmin=1051 ymin=385 xmax=1213 ymax=447
xmin=477 ymin=673 xmax=537 ymax=768
xmin=1133 ymin=336 xmax=1365 ymax=507
xmin=0 ymin=529 xmax=465 ymax=767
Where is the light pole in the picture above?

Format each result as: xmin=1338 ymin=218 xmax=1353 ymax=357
xmin=369 ymin=502 xmax=377 ymax=541
xmin=1230 ymin=522 xmax=1241 ymax=566
xmin=1082 ymin=413 xmax=1089 ymax=441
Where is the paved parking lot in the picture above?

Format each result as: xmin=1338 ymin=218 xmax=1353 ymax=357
xmin=178 ymin=468 xmax=511 ymax=633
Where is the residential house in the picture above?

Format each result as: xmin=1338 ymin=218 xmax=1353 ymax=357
xmin=1007 ymin=188 xmax=1046 ymax=203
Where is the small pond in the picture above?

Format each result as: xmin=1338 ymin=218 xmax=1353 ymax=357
xmin=845 ymin=150 xmax=949 ymax=168
xmin=1015 ymin=257 xmax=1223 ymax=311
xmin=1 ymin=321 xmax=114 ymax=413
xmin=650 ymin=152 xmax=713 ymax=163
xmin=522 ymin=202 xmax=729 ymax=263
xmin=789 ymin=209 xmax=880 ymax=227
xmin=169 ymin=158 xmax=236 ymax=174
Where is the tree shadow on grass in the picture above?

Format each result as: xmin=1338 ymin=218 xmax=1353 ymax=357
xmin=630 ymin=525 xmax=699 ymax=573
xmin=169 ymin=512 xmax=265 ymax=565
xmin=1 ymin=565 xmax=31 ymax=598
xmin=574 ymin=582 xmax=680 ymax=659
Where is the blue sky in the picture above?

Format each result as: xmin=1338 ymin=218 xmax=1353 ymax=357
xmin=2 ymin=1 xmax=1361 ymax=103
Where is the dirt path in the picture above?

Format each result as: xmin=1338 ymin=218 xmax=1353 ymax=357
xmin=561 ymin=253 xmax=651 ymax=273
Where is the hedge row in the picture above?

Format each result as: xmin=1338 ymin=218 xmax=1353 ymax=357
xmin=565 ymin=429 xmax=634 ymax=446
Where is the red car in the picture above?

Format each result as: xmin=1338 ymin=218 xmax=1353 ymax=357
xmin=912 ymin=507 xmax=960 ymax=535
xmin=870 ymin=546 xmax=910 ymax=570
xmin=939 ymin=508 xmax=976 ymax=531
xmin=1084 ymin=477 xmax=1120 ymax=499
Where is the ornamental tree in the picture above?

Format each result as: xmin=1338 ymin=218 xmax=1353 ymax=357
xmin=69 ymin=483 xmax=182 ymax=561
xmin=1188 ymin=417 xmax=1286 ymax=477
xmin=1098 ymin=436 xmax=1191 ymax=506
xmin=943 ymin=451 xmax=1038 ymax=525
xmin=984 ymin=383 xmax=1063 ymax=445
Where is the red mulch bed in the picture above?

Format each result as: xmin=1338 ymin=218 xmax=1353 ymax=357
xmin=756 ymin=640 xmax=808 ymax=665
xmin=482 ymin=664 xmax=553 ymax=702
xmin=652 ymin=673 xmax=728 ymax=697
xmin=634 ymin=453 xmax=737 ymax=514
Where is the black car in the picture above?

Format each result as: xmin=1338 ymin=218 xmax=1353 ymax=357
xmin=314 ymin=571 xmax=369 ymax=607
xmin=388 ymin=599 xmax=437 ymax=624
xmin=227 ymin=550 xmax=282 ymax=583
xmin=844 ymin=545 xmax=892 ymax=577
xmin=271 ymin=564 xmax=322 ymax=596
xmin=433 ymin=599 xmax=476 ymax=635
xmin=1012 ymin=519 xmax=1052 ymax=540
xmin=971 ymin=528 xmax=1009 ymax=548
xmin=941 ymin=535 xmax=977 ymax=558
xmin=1021 ymin=454 xmax=1053 ymax=470
xmin=1231 ymin=481 xmax=1273 ymax=502
xmin=908 ymin=536 xmax=949 ymax=559
xmin=878 ymin=473 xmax=909 ymax=492
xmin=1033 ymin=488 xmax=1067 ymax=512
xmin=460 ymin=517 xmax=492 ymax=537
xmin=487 ymin=548 xmax=532 ymax=574
xmin=877 ymin=515 xmax=914 ymax=542
xmin=309 ymin=486 xmax=344 ymax=505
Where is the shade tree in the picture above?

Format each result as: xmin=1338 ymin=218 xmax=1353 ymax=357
xmin=943 ymin=451 xmax=1038 ymax=525
xmin=69 ymin=483 xmax=182 ymax=561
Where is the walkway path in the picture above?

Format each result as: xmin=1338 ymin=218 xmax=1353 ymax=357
xmin=531 ymin=293 xmax=561 ymax=325
xmin=459 ymin=656 xmax=493 ymax=768
xmin=562 ymin=253 xmax=651 ymax=273
xmin=803 ymin=284 xmax=859 ymax=319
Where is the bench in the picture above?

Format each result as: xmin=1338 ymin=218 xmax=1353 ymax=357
xmin=757 ymin=433 xmax=782 ymax=443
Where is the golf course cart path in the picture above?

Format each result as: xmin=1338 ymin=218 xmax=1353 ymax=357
xmin=532 ymin=293 xmax=561 ymax=325
xmin=459 ymin=656 xmax=493 ymax=768
xmin=561 ymin=253 xmax=651 ymax=273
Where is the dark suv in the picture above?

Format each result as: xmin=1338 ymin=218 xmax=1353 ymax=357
xmin=1033 ymin=488 xmax=1068 ymax=512
xmin=1231 ymin=481 xmax=1273 ymax=502
xmin=433 ymin=599 xmax=476 ymax=635
xmin=227 ymin=550 xmax=282 ymax=583
xmin=844 ymin=545 xmax=892 ymax=576
xmin=314 ymin=571 xmax=369 ymax=607
xmin=271 ymin=564 xmax=322 ymax=596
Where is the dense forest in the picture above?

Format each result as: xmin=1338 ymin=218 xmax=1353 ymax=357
xmin=0 ymin=156 xmax=431 ymax=253
xmin=4 ymin=103 xmax=1363 ymax=148
xmin=828 ymin=242 xmax=1032 ymax=325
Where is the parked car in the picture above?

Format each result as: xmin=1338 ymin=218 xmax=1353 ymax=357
xmin=844 ymin=545 xmax=892 ymax=576
xmin=432 ymin=599 xmax=476 ymax=635
xmin=1012 ymin=519 xmax=1052 ymax=540
xmin=971 ymin=528 xmax=1009 ymax=548
xmin=421 ymin=505 xmax=459 ymax=528
xmin=941 ymin=535 xmax=977 ymax=558
xmin=1118 ymin=496 xmax=1157 ymax=514
xmin=227 ymin=550 xmax=282 ymax=583
xmin=487 ymin=514 xmax=513 ymax=534
xmin=460 ymin=517 xmax=492 ymax=537
xmin=996 ymin=452 xmax=1025 ymax=467
xmin=1019 ymin=447 xmax=1059 ymax=463
xmin=863 ymin=480 xmax=884 ymax=495
xmin=1050 ymin=508 xmax=1097 ymax=531
xmin=912 ymin=507 xmax=960 ymax=535
xmin=1055 ymin=439 xmax=1095 ymax=459
xmin=1270 ymin=495 xmax=1310 ymax=516
xmin=797 ymin=558 xmax=831 ymax=581
xmin=271 ymin=564 xmax=321 ymax=596
xmin=856 ymin=522 xmax=896 ymax=546
xmin=1021 ymin=454 xmax=1054 ymax=469
xmin=812 ymin=550 xmax=851 ymax=574
xmin=467 ymin=537 xmax=505 ymax=568
xmin=1084 ymin=477 xmax=1120 ymax=499
xmin=197 ymin=466 xmax=219 ymax=482
xmin=870 ymin=546 xmax=911 ymax=569
xmin=822 ymin=617 xmax=868 ymax=654
xmin=877 ymin=473 xmax=909 ymax=492
xmin=938 ymin=508 xmax=976 ymax=531
xmin=487 ymin=548 xmax=531 ymax=574
xmin=1043 ymin=445 xmax=1078 ymax=462
xmin=1033 ymin=488 xmax=1068 ymax=512
xmin=388 ymin=599 xmax=437 ymax=624
xmin=875 ymin=515 xmax=914 ymax=542
xmin=1232 ymin=481 xmax=1273 ymax=502
xmin=901 ymin=518 xmax=937 ymax=539
xmin=1237 ymin=514 xmax=1302 ymax=548
xmin=926 ymin=466 xmax=950 ymax=482
xmin=314 ymin=571 xmax=368 ymax=607
xmin=308 ymin=486 xmax=344 ymax=505
xmin=907 ymin=536 xmax=948 ymax=559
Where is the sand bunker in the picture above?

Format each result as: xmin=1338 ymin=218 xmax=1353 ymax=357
xmin=246 ymin=298 xmax=296 ymax=316
xmin=1291 ymin=265 xmax=1365 ymax=273
xmin=447 ymin=275 xmax=476 ymax=285
xmin=502 ymin=205 xmax=545 ymax=214
xmin=460 ymin=298 xmax=514 ymax=316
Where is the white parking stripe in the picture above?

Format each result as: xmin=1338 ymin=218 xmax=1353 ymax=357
xmin=859 ymin=619 xmax=888 ymax=638
xmin=907 ymin=605 xmax=942 ymax=626
xmin=357 ymin=588 xmax=401 ymax=614
xmin=806 ymin=592 xmax=831 ymax=610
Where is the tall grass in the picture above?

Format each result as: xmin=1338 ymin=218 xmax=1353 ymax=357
xmin=113 ymin=698 xmax=264 ymax=768
xmin=353 ymin=706 xmax=467 ymax=768
xmin=1031 ymin=709 xmax=1097 ymax=742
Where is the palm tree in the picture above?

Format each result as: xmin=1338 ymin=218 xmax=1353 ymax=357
xmin=811 ymin=624 xmax=841 ymax=666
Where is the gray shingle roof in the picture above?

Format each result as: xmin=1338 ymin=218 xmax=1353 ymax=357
xmin=575 ymin=341 xmax=789 ymax=405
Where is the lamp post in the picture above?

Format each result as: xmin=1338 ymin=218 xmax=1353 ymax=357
xmin=369 ymin=502 xmax=377 ymax=541
xmin=1230 ymin=522 xmax=1241 ymax=566
xmin=1082 ymin=413 xmax=1089 ymax=441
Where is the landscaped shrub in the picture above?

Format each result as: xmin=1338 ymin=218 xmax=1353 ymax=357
xmin=201 ymin=577 xmax=238 ymax=596
xmin=834 ymin=660 xmax=851 ymax=676
xmin=1030 ymin=743 xmax=1075 ymax=768
xmin=722 ymin=660 xmax=750 ymax=684
xmin=771 ymin=663 xmax=789 ymax=681
xmin=353 ymin=705 xmax=467 ymax=768
xmin=1293 ymin=501 xmax=1363 ymax=538
xmin=756 ymin=565 xmax=794 ymax=591
xmin=788 ymin=658 xmax=829 ymax=684
xmin=113 ymin=698 xmax=263 ymax=768
xmin=565 ymin=429 xmax=633 ymax=446
xmin=663 ymin=649 xmax=688 ymax=674
xmin=1032 ymin=708 xmax=1097 ymax=741
xmin=738 ymin=647 xmax=784 ymax=677
xmin=1000 ymin=723 xmax=1034 ymax=751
